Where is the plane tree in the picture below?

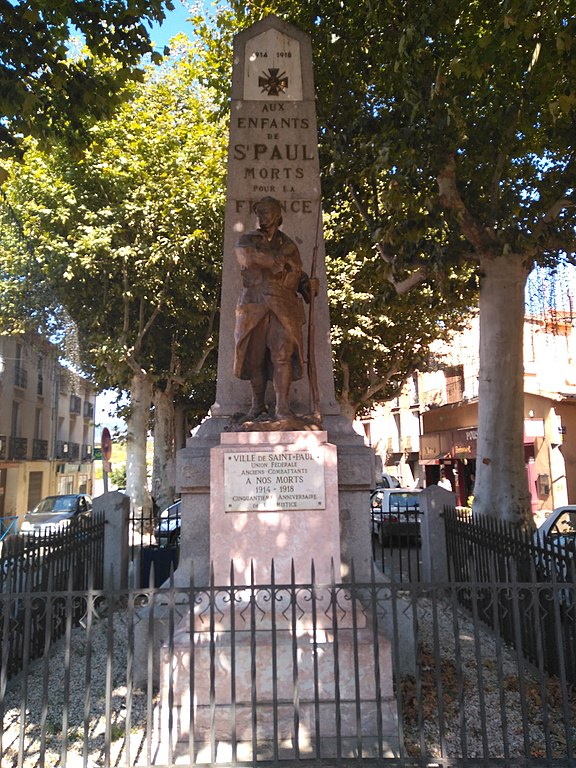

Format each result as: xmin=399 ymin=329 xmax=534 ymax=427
xmin=227 ymin=0 xmax=576 ymax=526
xmin=0 ymin=0 xmax=174 ymax=159
xmin=323 ymin=198 xmax=475 ymax=420
xmin=4 ymin=40 xmax=226 ymax=515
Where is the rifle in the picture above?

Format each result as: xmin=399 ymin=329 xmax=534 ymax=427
xmin=307 ymin=202 xmax=322 ymax=421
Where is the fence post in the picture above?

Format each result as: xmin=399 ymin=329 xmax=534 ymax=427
xmin=94 ymin=491 xmax=130 ymax=591
xmin=420 ymin=486 xmax=455 ymax=582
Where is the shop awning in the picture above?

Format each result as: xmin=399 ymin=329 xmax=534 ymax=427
xmin=389 ymin=451 xmax=421 ymax=463
xmin=419 ymin=452 xmax=451 ymax=465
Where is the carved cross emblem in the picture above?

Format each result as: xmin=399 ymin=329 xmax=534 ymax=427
xmin=258 ymin=68 xmax=288 ymax=96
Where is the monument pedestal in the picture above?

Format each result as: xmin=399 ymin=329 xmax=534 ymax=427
xmin=157 ymin=588 xmax=399 ymax=761
xmin=156 ymin=422 xmax=397 ymax=758
xmin=209 ymin=430 xmax=340 ymax=585
xmin=173 ymin=413 xmax=376 ymax=589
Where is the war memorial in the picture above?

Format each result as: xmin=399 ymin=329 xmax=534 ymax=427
xmin=156 ymin=16 xmax=399 ymax=759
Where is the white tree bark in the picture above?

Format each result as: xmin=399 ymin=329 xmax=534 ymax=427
xmin=473 ymin=254 xmax=533 ymax=526
xmin=125 ymin=371 xmax=153 ymax=523
xmin=152 ymin=386 xmax=176 ymax=513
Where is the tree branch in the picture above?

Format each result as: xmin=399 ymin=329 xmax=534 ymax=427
xmin=437 ymin=154 xmax=496 ymax=257
xmin=389 ymin=268 xmax=428 ymax=294
xmin=529 ymin=196 xmax=575 ymax=254
xmin=348 ymin=179 xmax=429 ymax=293
xmin=339 ymin=355 xmax=351 ymax=403
xmin=192 ymin=309 xmax=218 ymax=375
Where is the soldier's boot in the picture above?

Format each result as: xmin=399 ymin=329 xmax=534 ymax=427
xmin=247 ymin=377 xmax=267 ymax=419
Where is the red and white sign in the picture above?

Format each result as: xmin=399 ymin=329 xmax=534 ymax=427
xmin=101 ymin=427 xmax=112 ymax=461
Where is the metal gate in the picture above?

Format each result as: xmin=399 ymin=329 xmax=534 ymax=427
xmin=1 ymin=572 xmax=574 ymax=767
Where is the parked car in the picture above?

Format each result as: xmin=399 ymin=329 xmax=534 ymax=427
xmin=533 ymin=505 xmax=576 ymax=582
xmin=155 ymin=500 xmax=181 ymax=548
xmin=20 ymin=494 xmax=93 ymax=535
xmin=379 ymin=472 xmax=401 ymax=489
xmin=370 ymin=488 xmax=422 ymax=542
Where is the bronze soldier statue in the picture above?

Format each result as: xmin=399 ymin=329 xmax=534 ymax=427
xmin=233 ymin=197 xmax=314 ymax=421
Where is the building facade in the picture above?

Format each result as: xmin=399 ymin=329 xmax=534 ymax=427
xmin=0 ymin=334 xmax=96 ymax=526
xmin=357 ymin=312 xmax=576 ymax=512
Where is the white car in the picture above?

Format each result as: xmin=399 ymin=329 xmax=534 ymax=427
xmin=370 ymin=487 xmax=422 ymax=542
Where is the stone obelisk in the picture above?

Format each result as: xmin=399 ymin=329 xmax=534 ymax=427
xmin=176 ymin=15 xmax=376 ymax=587
xmin=213 ymin=15 xmax=338 ymax=421
xmin=156 ymin=18 xmax=397 ymax=759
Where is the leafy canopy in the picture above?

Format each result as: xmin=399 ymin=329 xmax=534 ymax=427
xmin=0 ymin=0 xmax=174 ymax=156
xmin=228 ymin=0 xmax=576 ymax=270
xmin=4 ymin=38 xmax=226 ymax=409
xmin=221 ymin=2 xmax=576 ymax=416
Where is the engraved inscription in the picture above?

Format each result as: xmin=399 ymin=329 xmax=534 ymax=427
xmin=224 ymin=449 xmax=326 ymax=511
xmin=244 ymin=29 xmax=302 ymax=101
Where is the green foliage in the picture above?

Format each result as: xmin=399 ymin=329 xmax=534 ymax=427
xmin=229 ymin=1 xmax=575 ymax=268
xmin=4 ymin=39 xmax=226 ymax=412
xmin=323 ymin=191 xmax=475 ymax=413
xmin=222 ymin=1 xmax=576 ymax=416
xmin=0 ymin=192 xmax=72 ymax=338
xmin=0 ymin=0 xmax=174 ymax=156
xmin=108 ymin=463 xmax=127 ymax=489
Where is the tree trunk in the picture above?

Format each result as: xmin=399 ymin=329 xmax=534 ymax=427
xmin=152 ymin=385 xmax=176 ymax=513
xmin=126 ymin=371 xmax=153 ymax=524
xmin=473 ymin=254 xmax=532 ymax=527
xmin=337 ymin=397 xmax=357 ymax=422
xmin=174 ymin=402 xmax=189 ymax=450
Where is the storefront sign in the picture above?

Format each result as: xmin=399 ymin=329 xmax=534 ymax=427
xmin=453 ymin=427 xmax=478 ymax=458
xmin=524 ymin=419 xmax=545 ymax=439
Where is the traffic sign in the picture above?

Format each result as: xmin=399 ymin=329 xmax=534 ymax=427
xmin=101 ymin=427 xmax=112 ymax=461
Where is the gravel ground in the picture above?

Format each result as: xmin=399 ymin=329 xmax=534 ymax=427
xmin=1 ymin=591 xmax=574 ymax=766
xmin=402 ymin=595 xmax=575 ymax=761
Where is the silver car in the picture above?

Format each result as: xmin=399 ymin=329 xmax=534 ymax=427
xmin=20 ymin=494 xmax=92 ymax=535
xmin=533 ymin=505 xmax=576 ymax=583
xmin=370 ymin=488 xmax=422 ymax=542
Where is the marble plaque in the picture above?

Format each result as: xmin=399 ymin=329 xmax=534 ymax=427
xmin=224 ymin=447 xmax=326 ymax=511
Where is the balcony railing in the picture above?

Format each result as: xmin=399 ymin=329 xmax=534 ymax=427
xmin=70 ymin=394 xmax=82 ymax=414
xmin=81 ymin=444 xmax=94 ymax=461
xmin=55 ymin=440 xmax=69 ymax=459
xmin=32 ymin=439 xmax=49 ymax=460
xmin=83 ymin=401 xmax=94 ymax=419
xmin=8 ymin=437 xmax=27 ymax=460
xmin=14 ymin=365 xmax=28 ymax=389
xmin=69 ymin=442 xmax=80 ymax=460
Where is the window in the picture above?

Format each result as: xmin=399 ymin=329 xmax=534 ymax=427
xmin=444 ymin=365 xmax=464 ymax=404
xmin=14 ymin=344 xmax=28 ymax=388
xmin=57 ymin=476 xmax=75 ymax=495
xmin=37 ymin=357 xmax=44 ymax=395
xmin=11 ymin=401 xmax=20 ymax=437
xmin=34 ymin=408 xmax=42 ymax=440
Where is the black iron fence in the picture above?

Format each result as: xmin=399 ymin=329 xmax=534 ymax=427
xmin=445 ymin=508 xmax=576 ymax=682
xmin=130 ymin=504 xmax=181 ymax=587
xmin=0 ymin=514 xmax=105 ymax=678
xmin=372 ymin=532 xmax=422 ymax=583
xmin=0 ymin=573 xmax=574 ymax=767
